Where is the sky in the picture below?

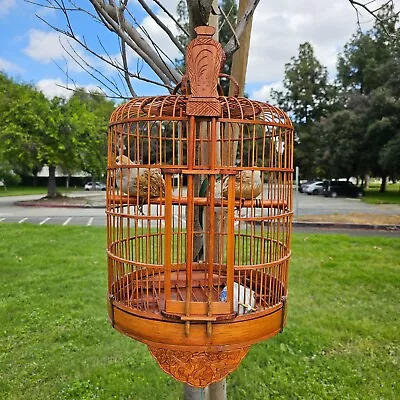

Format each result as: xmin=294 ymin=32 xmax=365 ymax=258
xmin=0 ymin=0 xmax=393 ymax=102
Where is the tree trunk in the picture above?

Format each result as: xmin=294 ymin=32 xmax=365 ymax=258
xmin=47 ymin=165 xmax=57 ymax=198
xmin=229 ymin=0 xmax=254 ymax=97
xmin=380 ymin=175 xmax=387 ymax=192
xmin=32 ymin=172 xmax=38 ymax=187
xmin=91 ymin=174 xmax=96 ymax=191
xmin=187 ymin=0 xmax=213 ymax=39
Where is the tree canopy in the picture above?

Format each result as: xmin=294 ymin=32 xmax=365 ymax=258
xmin=272 ymin=4 xmax=400 ymax=189
xmin=0 ymin=73 xmax=115 ymax=196
xmin=272 ymin=42 xmax=337 ymax=178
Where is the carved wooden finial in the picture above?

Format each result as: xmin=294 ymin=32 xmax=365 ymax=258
xmin=186 ymin=25 xmax=225 ymax=116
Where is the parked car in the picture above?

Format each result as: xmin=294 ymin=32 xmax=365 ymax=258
xmin=323 ymin=180 xmax=363 ymax=198
xmin=299 ymin=180 xmax=314 ymax=193
xmin=304 ymin=181 xmax=325 ymax=195
xmin=84 ymin=181 xmax=106 ymax=191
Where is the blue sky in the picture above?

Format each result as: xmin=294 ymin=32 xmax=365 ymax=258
xmin=0 ymin=0 xmax=391 ymax=101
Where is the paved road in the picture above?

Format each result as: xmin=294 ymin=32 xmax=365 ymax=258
xmin=0 ymin=191 xmax=399 ymax=232
xmin=293 ymin=191 xmax=400 ymax=216
xmin=0 ymin=193 xmax=104 ymax=226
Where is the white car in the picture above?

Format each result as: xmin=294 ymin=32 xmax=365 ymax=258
xmin=84 ymin=182 xmax=106 ymax=191
xmin=305 ymin=181 xmax=324 ymax=195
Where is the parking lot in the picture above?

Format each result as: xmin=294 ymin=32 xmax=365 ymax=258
xmin=292 ymin=191 xmax=400 ymax=216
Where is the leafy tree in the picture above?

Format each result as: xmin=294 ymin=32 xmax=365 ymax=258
xmin=380 ymin=133 xmax=400 ymax=181
xmin=0 ymin=74 xmax=52 ymax=182
xmin=313 ymin=93 xmax=370 ymax=180
xmin=68 ymin=90 xmax=115 ymax=180
xmin=0 ymin=73 xmax=115 ymax=196
xmin=334 ymin=4 xmax=400 ymax=190
xmin=272 ymin=42 xmax=337 ymax=178
xmin=42 ymin=92 xmax=115 ymax=196
xmin=338 ymin=3 xmax=398 ymax=95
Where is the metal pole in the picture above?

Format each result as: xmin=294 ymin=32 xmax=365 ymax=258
xmin=184 ymin=385 xmax=210 ymax=400
xmin=209 ymin=379 xmax=227 ymax=400
xmin=295 ymin=166 xmax=299 ymax=217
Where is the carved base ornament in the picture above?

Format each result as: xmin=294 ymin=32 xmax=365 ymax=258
xmin=148 ymin=346 xmax=250 ymax=387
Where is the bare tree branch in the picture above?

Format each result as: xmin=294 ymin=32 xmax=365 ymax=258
xmin=61 ymin=39 xmax=125 ymax=97
xmin=35 ymin=2 xmax=176 ymax=91
xmin=223 ymin=0 xmax=260 ymax=57
xmin=348 ymin=0 xmax=398 ymax=36
xmin=218 ymin=5 xmax=237 ymax=41
xmin=187 ymin=0 xmax=213 ymax=39
xmin=115 ymin=1 xmax=137 ymax=97
xmin=126 ymin=8 xmax=180 ymax=76
xmin=28 ymin=0 xmax=400 ymax=100
xmin=89 ymin=0 xmax=181 ymax=84
xmin=56 ymin=83 xmax=132 ymax=99
xmin=137 ymin=0 xmax=186 ymax=54
xmin=152 ymin=0 xmax=189 ymax=37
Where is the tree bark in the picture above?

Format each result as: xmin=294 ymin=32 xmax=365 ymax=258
xmin=380 ymin=175 xmax=387 ymax=192
xmin=32 ymin=172 xmax=38 ymax=187
xmin=229 ymin=0 xmax=254 ymax=97
xmin=47 ymin=165 xmax=57 ymax=198
xmin=187 ymin=0 xmax=213 ymax=39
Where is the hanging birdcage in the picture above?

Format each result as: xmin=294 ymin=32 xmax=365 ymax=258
xmin=106 ymin=26 xmax=294 ymax=388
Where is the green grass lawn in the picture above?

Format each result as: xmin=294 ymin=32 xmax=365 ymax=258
xmin=363 ymin=183 xmax=400 ymax=205
xmin=0 ymin=186 xmax=81 ymax=197
xmin=0 ymin=225 xmax=399 ymax=399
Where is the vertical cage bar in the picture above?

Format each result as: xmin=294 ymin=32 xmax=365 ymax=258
xmin=164 ymin=173 xmax=173 ymax=306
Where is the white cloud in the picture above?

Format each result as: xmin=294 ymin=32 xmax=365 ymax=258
xmin=251 ymin=81 xmax=284 ymax=103
xmin=24 ymin=29 xmax=96 ymax=74
xmin=247 ymin=1 xmax=354 ymax=83
xmin=36 ymin=78 xmax=101 ymax=99
xmin=0 ymin=57 xmax=24 ymax=74
xmin=24 ymin=30 xmax=64 ymax=62
xmin=246 ymin=0 xmax=387 ymax=84
xmin=0 ymin=0 xmax=16 ymax=16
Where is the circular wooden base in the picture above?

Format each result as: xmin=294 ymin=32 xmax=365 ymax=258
xmin=109 ymin=300 xmax=285 ymax=386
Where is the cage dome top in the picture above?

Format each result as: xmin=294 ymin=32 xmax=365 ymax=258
xmin=110 ymin=26 xmax=292 ymax=128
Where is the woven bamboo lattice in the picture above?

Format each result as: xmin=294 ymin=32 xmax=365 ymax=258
xmin=106 ymin=26 xmax=294 ymax=387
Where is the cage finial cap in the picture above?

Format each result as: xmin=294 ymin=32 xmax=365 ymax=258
xmin=186 ymin=25 xmax=224 ymax=116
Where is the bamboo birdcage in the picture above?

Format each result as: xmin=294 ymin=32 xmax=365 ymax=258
xmin=106 ymin=26 xmax=294 ymax=388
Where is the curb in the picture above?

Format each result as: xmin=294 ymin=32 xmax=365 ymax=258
xmin=14 ymin=201 xmax=105 ymax=209
xmin=293 ymin=221 xmax=399 ymax=231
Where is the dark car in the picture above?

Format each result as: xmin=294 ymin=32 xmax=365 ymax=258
xmin=323 ymin=180 xmax=363 ymax=198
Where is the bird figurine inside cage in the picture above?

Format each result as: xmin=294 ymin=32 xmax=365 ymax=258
xmin=106 ymin=25 xmax=294 ymax=388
